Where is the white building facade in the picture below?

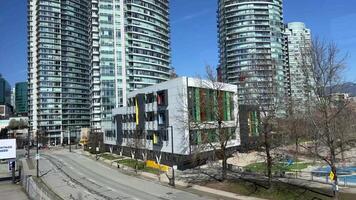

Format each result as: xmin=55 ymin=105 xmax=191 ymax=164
xmin=109 ymin=77 xmax=240 ymax=168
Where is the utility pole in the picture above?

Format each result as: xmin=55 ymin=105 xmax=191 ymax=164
xmin=27 ymin=129 xmax=30 ymax=159
xmin=67 ymin=128 xmax=72 ymax=152
xmin=36 ymin=130 xmax=39 ymax=177
xmin=69 ymin=136 xmax=71 ymax=152
xmin=168 ymin=125 xmax=175 ymax=187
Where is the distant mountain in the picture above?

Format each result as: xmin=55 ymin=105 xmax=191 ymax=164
xmin=329 ymin=82 xmax=356 ymax=97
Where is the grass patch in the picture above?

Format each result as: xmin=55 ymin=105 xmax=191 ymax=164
xmin=203 ymin=180 xmax=334 ymax=200
xmin=117 ymin=159 xmax=161 ymax=174
xmin=101 ymin=153 xmax=124 ymax=160
xmin=245 ymin=162 xmax=311 ymax=173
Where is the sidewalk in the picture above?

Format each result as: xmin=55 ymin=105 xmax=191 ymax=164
xmin=75 ymin=149 xmax=267 ymax=200
xmin=0 ymin=181 xmax=29 ymax=200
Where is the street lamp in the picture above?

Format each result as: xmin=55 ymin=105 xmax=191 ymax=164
xmin=36 ymin=130 xmax=40 ymax=177
xmin=69 ymin=131 xmax=72 ymax=152
xmin=27 ymin=129 xmax=31 ymax=159
xmin=66 ymin=128 xmax=72 ymax=152
xmin=167 ymin=125 xmax=175 ymax=187
xmin=68 ymin=126 xmax=81 ymax=152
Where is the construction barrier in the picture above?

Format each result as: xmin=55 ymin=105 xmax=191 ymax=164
xmin=146 ymin=160 xmax=170 ymax=172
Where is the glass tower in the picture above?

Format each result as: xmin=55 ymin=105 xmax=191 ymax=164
xmin=90 ymin=0 xmax=171 ymax=135
xmin=0 ymin=74 xmax=11 ymax=106
xmin=28 ymin=0 xmax=91 ymax=143
xmin=218 ymin=0 xmax=284 ymax=111
xmin=15 ymin=82 xmax=28 ymax=115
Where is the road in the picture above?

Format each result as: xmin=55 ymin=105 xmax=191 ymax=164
xmin=40 ymin=150 xmax=217 ymax=200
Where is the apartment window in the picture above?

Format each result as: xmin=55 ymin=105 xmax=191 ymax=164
xmin=146 ymin=131 xmax=153 ymax=140
xmin=146 ymin=112 xmax=155 ymax=121
xmin=105 ymin=130 xmax=116 ymax=137
xmin=157 ymin=111 xmax=167 ymax=125
xmin=190 ymin=130 xmax=200 ymax=145
xmin=160 ymin=129 xmax=168 ymax=141
xmin=157 ymin=90 xmax=167 ymax=106
xmin=146 ymin=93 xmax=155 ymax=103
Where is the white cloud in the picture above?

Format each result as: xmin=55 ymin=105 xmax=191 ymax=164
xmin=172 ymin=9 xmax=211 ymax=24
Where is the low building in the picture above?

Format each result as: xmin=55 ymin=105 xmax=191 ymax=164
xmin=0 ymin=119 xmax=10 ymax=132
xmin=0 ymin=117 xmax=29 ymax=147
xmin=330 ymin=93 xmax=350 ymax=102
xmin=109 ymin=77 xmax=240 ymax=169
xmin=0 ymin=104 xmax=13 ymax=119
xmin=80 ymin=128 xmax=90 ymax=146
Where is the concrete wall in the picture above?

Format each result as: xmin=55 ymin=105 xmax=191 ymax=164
xmin=22 ymin=175 xmax=62 ymax=200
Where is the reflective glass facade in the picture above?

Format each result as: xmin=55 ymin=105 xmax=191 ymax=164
xmin=218 ymin=0 xmax=284 ymax=110
xmin=0 ymin=74 xmax=11 ymax=106
xmin=15 ymin=82 xmax=28 ymax=114
xmin=28 ymin=0 xmax=91 ymax=141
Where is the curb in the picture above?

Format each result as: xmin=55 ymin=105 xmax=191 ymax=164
xmin=191 ymin=185 xmax=266 ymax=200
xmin=75 ymin=150 xmax=267 ymax=200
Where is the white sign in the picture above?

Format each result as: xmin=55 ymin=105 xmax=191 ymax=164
xmin=0 ymin=139 xmax=16 ymax=159
xmin=35 ymin=154 xmax=40 ymax=160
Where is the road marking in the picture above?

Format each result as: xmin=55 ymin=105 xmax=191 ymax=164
xmin=107 ymin=186 xmax=119 ymax=193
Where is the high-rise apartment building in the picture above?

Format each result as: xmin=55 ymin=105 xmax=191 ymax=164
xmin=28 ymin=0 xmax=91 ymax=143
xmin=15 ymin=82 xmax=28 ymax=115
xmin=284 ymin=22 xmax=313 ymax=112
xmin=90 ymin=0 xmax=171 ymax=136
xmin=28 ymin=0 xmax=171 ymax=142
xmin=217 ymin=0 xmax=285 ymax=111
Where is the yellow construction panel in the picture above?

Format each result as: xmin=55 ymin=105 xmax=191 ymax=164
xmin=135 ymin=98 xmax=139 ymax=125
xmin=146 ymin=160 xmax=170 ymax=172
xmin=329 ymin=171 xmax=335 ymax=181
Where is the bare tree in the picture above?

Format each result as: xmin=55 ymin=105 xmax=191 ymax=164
xmin=169 ymin=67 xmax=178 ymax=79
xmin=178 ymin=66 xmax=239 ymax=180
xmin=88 ymin=131 xmax=103 ymax=154
xmin=8 ymin=119 xmax=20 ymax=130
xmin=126 ymin=129 xmax=146 ymax=172
xmin=282 ymin=100 xmax=309 ymax=160
xmin=299 ymin=38 xmax=356 ymax=200
xmin=239 ymin=53 xmax=287 ymax=187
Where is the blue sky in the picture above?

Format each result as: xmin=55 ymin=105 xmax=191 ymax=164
xmin=0 ymin=0 xmax=355 ymax=87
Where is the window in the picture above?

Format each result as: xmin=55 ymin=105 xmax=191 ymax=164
xmin=157 ymin=111 xmax=166 ymax=125
xmin=146 ymin=131 xmax=153 ymax=140
xmin=157 ymin=90 xmax=167 ymax=106
xmin=146 ymin=112 xmax=155 ymax=121
xmin=160 ymin=129 xmax=168 ymax=141
xmin=146 ymin=93 xmax=155 ymax=103
xmin=105 ymin=130 xmax=115 ymax=138
xmin=190 ymin=130 xmax=201 ymax=145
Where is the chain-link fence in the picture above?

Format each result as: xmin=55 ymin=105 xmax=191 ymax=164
xmin=228 ymin=164 xmax=356 ymax=187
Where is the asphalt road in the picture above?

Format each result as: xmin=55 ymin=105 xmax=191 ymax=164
xmin=41 ymin=150 xmax=215 ymax=200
